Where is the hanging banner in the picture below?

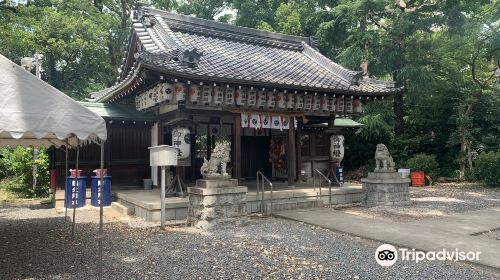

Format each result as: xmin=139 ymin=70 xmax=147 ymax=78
xmin=241 ymin=113 xmax=249 ymax=128
xmin=225 ymin=86 xmax=235 ymax=106
xmin=261 ymin=114 xmax=271 ymax=129
xmin=249 ymin=114 xmax=260 ymax=129
xmin=271 ymin=115 xmax=282 ymax=130
xmin=281 ymin=116 xmax=290 ymax=130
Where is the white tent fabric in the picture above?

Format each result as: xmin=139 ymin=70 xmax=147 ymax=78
xmin=0 ymin=54 xmax=107 ymax=147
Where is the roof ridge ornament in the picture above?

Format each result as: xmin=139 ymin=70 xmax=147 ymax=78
xmin=178 ymin=48 xmax=203 ymax=68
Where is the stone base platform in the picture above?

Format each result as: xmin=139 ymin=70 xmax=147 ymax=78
xmin=187 ymin=179 xmax=248 ymax=229
xmin=361 ymin=172 xmax=411 ymax=206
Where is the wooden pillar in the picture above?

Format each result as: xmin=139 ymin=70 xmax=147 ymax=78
xmin=296 ymin=124 xmax=302 ymax=182
xmin=233 ymin=114 xmax=242 ymax=181
xmin=287 ymin=116 xmax=296 ymax=186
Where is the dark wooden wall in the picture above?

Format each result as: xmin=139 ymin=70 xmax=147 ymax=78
xmin=54 ymin=123 xmax=152 ymax=188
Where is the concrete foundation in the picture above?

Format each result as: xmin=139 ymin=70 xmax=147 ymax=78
xmin=361 ymin=172 xmax=411 ymax=206
xmin=187 ymin=179 xmax=248 ymax=229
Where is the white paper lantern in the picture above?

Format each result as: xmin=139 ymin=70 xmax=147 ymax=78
xmin=345 ymin=97 xmax=353 ymax=113
xmin=266 ymin=91 xmax=275 ymax=108
xmin=159 ymin=83 xmax=174 ymax=103
xmin=225 ymin=86 xmax=235 ymax=106
xmin=201 ymin=85 xmax=212 ymax=105
xmin=188 ymin=84 xmax=201 ymax=104
xmin=330 ymin=96 xmax=336 ymax=112
xmin=172 ymin=127 xmax=190 ymax=159
xmin=286 ymin=93 xmax=295 ymax=109
xmin=257 ymin=89 xmax=267 ymax=108
xmin=235 ymin=87 xmax=247 ymax=106
xmin=247 ymin=88 xmax=257 ymax=107
xmin=295 ymin=94 xmax=304 ymax=110
xmin=174 ymin=82 xmax=186 ymax=102
xmin=304 ymin=94 xmax=313 ymax=111
xmin=320 ymin=95 xmax=329 ymax=111
xmin=313 ymin=94 xmax=321 ymax=111
xmin=336 ymin=97 xmax=344 ymax=113
xmin=213 ymin=86 xmax=224 ymax=105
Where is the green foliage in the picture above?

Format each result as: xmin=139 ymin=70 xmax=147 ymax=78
xmin=0 ymin=147 xmax=50 ymax=198
xmin=355 ymin=101 xmax=394 ymax=142
xmin=407 ymin=153 xmax=440 ymax=180
xmin=474 ymin=151 xmax=500 ymax=187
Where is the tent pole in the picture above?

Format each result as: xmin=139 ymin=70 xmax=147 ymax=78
xmin=98 ymin=141 xmax=105 ymax=280
xmin=65 ymin=146 xmax=68 ymax=220
xmin=71 ymin=140 xmax=79 ymax=238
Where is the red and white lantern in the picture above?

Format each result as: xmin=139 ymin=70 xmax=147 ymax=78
xmin=174 ymin=82 xmax=186 ymax=102
xmin=353 ymin=99 xmax=363 ymax=113
xmin=188 ymin=84 xmax=201 ymax=104
xmin=276 ymin=91 xmax=286 ymax=109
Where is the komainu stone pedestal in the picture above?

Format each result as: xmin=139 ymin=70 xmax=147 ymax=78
xmin=187 ymin=179 xmax=247 ymax=229
xmin=361 ymin=172 xmax=411 ymax=206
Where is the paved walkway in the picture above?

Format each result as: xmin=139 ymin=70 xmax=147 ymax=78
xmin=276 ymin=207 xmax=500 ymax=270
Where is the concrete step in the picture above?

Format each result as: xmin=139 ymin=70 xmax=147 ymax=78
xmin=111 ymin=202 xmax=135 ymax=216
xmin=263 ymin=198 xmax=323 ymax=214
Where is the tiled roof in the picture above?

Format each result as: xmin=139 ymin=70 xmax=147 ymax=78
xmin=93 ymin=4 xmax=400 ymax=102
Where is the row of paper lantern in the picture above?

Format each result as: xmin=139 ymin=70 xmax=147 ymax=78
xmin=135 ymin=82 xmax=363 ymax=113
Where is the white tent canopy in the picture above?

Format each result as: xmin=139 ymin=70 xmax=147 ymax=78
xmin=0 ymin=54 xmax=107 ymax=148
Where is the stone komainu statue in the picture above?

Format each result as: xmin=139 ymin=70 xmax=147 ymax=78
xmin=374 ymin=144 xmax=395 ymax=172
xmin=200 ymin=141 xmax=231 ymax=178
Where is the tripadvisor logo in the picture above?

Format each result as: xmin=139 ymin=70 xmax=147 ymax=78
xmin=375 ymin=244 xmax=481 ymax=267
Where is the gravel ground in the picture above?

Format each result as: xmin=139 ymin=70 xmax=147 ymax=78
xmin=1 ymin=204 xmax=499 ymax=279
xmin=337 ymin=183 xmax=500 ymax=222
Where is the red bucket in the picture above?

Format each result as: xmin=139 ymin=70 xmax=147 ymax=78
xmin=411 ymin=171 xmax=425 ymax=187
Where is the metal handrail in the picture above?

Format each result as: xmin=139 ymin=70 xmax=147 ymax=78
xmin=256 ymin=171 xmax=273 ymax=215
xmin=313 ymin=169 xmax=332 ymax=205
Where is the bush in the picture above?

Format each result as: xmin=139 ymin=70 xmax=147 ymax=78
xmin=475 ymin=151 xmax=500 ymax=187
xmin=407 ymin=153 xmax=440 ymax=179
xmin=0 ymin=147 xmax=50 ymax=198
